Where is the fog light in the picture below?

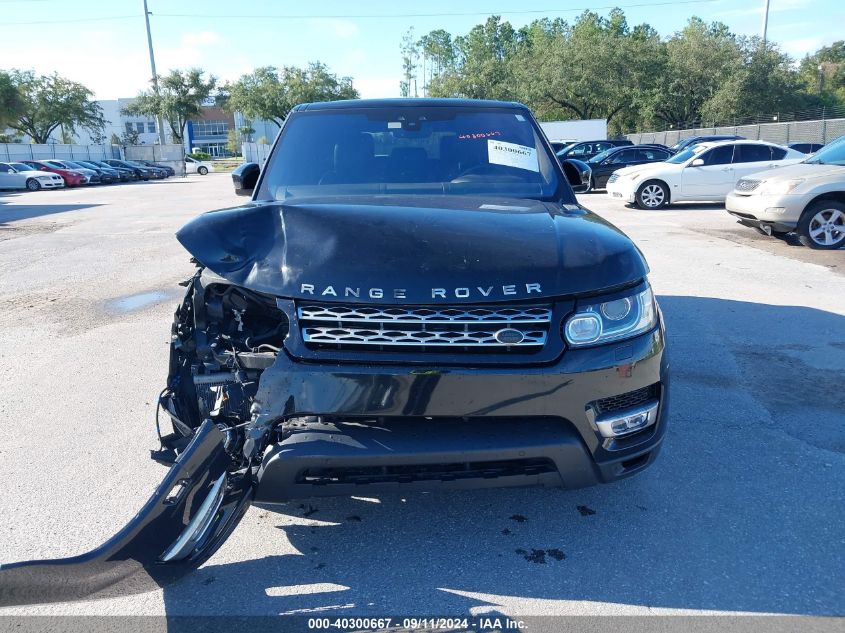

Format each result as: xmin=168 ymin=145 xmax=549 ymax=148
xmin=595 ymin=400 xmax=659 ymax=438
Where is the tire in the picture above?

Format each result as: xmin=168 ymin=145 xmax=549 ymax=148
xmin=588 ymin=176 xmax=596 ymax=192
xmin=635 ymin=180 xmax=669 ymax=209
xmin=25 ymin=178 xmax=41 ymax=192
xmin=797 ymin=200 xmax=845 ymax=249
xmin=197 ymin=166 xmax=208 ymax=175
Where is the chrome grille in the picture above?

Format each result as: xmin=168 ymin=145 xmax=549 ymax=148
xmin=607 ymin=173 xmax=621 ymax=184
xmin=735 ymin=178 xmax=761 ymax=192
xmin=297 ymin=304 xmax=552 ymax=351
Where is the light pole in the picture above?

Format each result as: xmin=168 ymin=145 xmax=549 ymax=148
xmin=143 ymin=0 xmax=167 ymax=146
xmin=761 ymin=0 xmax=771 ymax=46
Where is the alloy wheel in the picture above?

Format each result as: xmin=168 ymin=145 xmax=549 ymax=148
xmin=640 ymin=184 xmax=665 ymax=208
xmin=808 ymin=208 xmax=845 ymax=247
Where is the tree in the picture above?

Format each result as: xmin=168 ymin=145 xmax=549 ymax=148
xmin=109 ymin=132 xmax=121 ymax=145
xmin=0 ymin=70 xmax=23 ymax=129
xmin=226 ymin=128 xmax=242 ymax=155
xmin=123 ymin=68 xmax=217 ymax=144
xmin=400 ymin=28 xmax=419 ymax=97
xmin=4 ymin=71 xmax=104 ymax=144
xmin=798 ymin=41 xmax=845 ymax=105
xmin=121 ymin=127 xmax=140 ymax=145
xmin=702 ymin=39 xmax=808 ymax=123
xmin=222 ymin=62 xmax=358 ymax=127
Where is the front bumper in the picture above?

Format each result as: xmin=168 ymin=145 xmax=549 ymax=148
xmin=606 ymin=179 xmax=637 ymax=203
xmin=726 ymin=191 xmax=808 ymax=229
xmin=252 ymin=324 xmax=668 ymax=502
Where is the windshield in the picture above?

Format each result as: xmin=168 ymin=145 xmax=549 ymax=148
xmin=588 ymin=149 xmax=614 ymax=164
xmin=665 ymin=146 xmax=704 ymax=164
xmin=10 ymin=163 xmax=33 ymax=171
xmin=258 ymin=107 xmax=562 ymax=201
xmin=804 ymin=136 xmax=845 ymax=166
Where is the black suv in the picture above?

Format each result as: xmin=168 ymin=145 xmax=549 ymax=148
xmin=0 ymin=99 xmax=669 ymax=606
xmin=556 ymin=138 xmax=633 ymax=161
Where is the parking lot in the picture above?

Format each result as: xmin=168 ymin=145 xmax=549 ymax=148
xmin=0 ymin=175 xmax=842 ymax=618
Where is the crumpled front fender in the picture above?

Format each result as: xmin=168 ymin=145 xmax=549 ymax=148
xmin=0 ymin=421 xmax=253 ymax=607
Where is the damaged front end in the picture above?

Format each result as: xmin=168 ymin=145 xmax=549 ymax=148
xmin=0 ymin=270 xmax=285 ymax=607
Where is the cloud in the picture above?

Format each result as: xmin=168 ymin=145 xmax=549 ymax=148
xmin=157 ymin=31 xmax=221 ymax=71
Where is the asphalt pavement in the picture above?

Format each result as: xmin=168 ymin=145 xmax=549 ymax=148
xmin=0 ymin=176 xmax=842 ymax=619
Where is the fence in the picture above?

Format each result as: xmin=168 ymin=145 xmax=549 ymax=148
xmin=124 ymin=144 xmax=186 ymax=176
xmin=0 ymin=143 xmax=120 ymax=162
xmin=626 ymin=117 xmax=845 ymax=147
xmin=242 ymin=142 xmax=272 ymax=165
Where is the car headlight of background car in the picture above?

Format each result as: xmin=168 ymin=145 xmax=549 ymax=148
xmin=757 ymin=178 xmax=805 ymax=195
xmin=564 ymin=285 xmax=658 ymax=347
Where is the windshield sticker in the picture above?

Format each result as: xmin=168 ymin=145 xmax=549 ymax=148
xmin=387 ymin=121 xmax=402 ymax=129
xmin=458 ymin=130 xmax=502 ymax=140
xmin=487 ymin=139 xmax=539 ymax=172
xmin=515 ymin=114 xmax=526 ymax=121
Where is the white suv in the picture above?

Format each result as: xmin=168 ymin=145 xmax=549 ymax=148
xmin=185 ymin=156 xmax=213 ymax=175
xmin=726 ymin=137 xmax=845 ymax=249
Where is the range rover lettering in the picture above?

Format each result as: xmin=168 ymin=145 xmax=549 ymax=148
xmin=0 ymin=99 xmax=669 ymax=606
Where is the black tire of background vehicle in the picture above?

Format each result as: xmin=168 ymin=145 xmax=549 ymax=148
xmin=797 ymin=200 xmax=845 ymax=249
xmin=635 ymin=180 xmax=669 ymax=209
xmin=25 ymin=178 xmax=41 ymax=191
xmin=198 ymin=166 xmax=209 ymax=175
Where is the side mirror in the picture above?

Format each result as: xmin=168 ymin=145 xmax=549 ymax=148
xmin=690 ymin=158 xmax=704 ymax=167
xmin=561 ymin=158 xmax=590 ymax=194
xmin=232 ymin=162 xmax=260 ymax=196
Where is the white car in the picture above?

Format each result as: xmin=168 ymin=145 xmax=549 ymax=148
xmin=726 ymin=137 xmax=845 ymax=249
xmin=0 ymin=161 xmax=65 ymax=191
xmin=185 ymin=156 xmax=213 ymax=175
xmin=606 ymin=141 xmax=805 ymax=209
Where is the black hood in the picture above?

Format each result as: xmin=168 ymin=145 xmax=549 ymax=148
xmin=176 ymin=195 xmax=648 ymax=304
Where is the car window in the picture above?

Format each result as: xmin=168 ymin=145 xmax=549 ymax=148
xmin=636 ymin=148 xmax=667 ymax=161
xmin=10 ymin=163 xmax=30 ymax=171
xmin=701 ymin=145 xmax=734 ymax=165
xmin=45 ymin=161 xmax=65 ymax=168
xmin=734 ymin=144 xmax=773 ymax=163
xmin=770 ymin=147 xmax=787 ymax=160
xmin=0 ymin=163 xmax=11 ymax=173
xmin=595 ymin=142 xmax=614 ymax=153
xmin=609 ymin=149 xmax=637 ymax=164
xmin=259 ymin=107 xmax=562 ymax=201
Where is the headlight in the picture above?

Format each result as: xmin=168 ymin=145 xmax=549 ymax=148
xmin=564 ymin=286 xmax=658 ymax=347
xmin=758 ymin=178 xmax=805 ymax=195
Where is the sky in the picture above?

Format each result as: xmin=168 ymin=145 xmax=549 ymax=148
xmin=1 ymin=0 xmax=841 ymax=101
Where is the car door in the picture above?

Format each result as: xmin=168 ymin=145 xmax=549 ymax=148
xmin=732 ymin=144 xmax=778 ymax=182
xmin=596 ymin=149 xmax=638 ymax=187
xmin=680 ymin=145 xmax=735 ymax=199
xmin=0 ymin=163 xmax=21 ymax=189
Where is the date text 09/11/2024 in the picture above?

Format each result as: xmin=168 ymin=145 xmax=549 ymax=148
xmin=306 ymin=617 xmax=526 ymax=630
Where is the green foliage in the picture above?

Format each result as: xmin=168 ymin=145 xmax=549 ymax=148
xmin=122 ymin=68 xmax=217 ymax=143
xmin=188 ymin=151 xmax=211 ymax=160
xmin=226 ymin=128 xmax=242 ymax=155
xmin=4 ymin=70 xmax=104 ymax=144
xmin=109 ymin=133 xmax=121 ymax=146
xmin=121 ymin=127 xmax=140 ymax=145
xmin=221 ymin=62 xmax=358 ymax=126
xmin=256 ymin=136 xmax=268 ymax=145
xmin=416 ymin=11 xmax=843 ymax=133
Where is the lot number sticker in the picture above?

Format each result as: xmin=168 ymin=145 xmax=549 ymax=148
xmin=488 ymin=139 xmax=539 ymax=172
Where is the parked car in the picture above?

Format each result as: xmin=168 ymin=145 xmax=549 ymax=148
xmin=135 ymin=160 xmax=175 ymax=177
xmin=90 ymin=160 xmax=135 ymax=181
xmin=0 ymin=161 xmax=65 ymax=191
xmin=726 ymin=136 xmax=845 ymax=249
xmin=556 ymin=139 xmax=633 ymax=161
xmin=585 ymin=145 xmax=672 ymax=190
xmin=19 ymin=159 xmax=87 ymax=187
xmin=0 ymin=99 xmax=668 ymax=604
xmin=103 ymin=159 xmax=154 ymax=181
xmin=606 ymin=140 xmax=805 ymax=209
xmin=185 ymin=155 xmax=213 ymax=175
xmin=668 ymin=135 xmax=744 ymax=154
xmin=127 ymin=160 xmax=167 ymax=179
xmin=74 ymin=160 xmax=122 ymax=183
xmin=550 ymin=140 xmax=577 ymax=153
xmin=62 ymin=160 xmax=114 ymax=184
xmin=787 ymin=142 xmax=825 ymax=155
xmin=48 ymin=160 xmax=102 ymax=185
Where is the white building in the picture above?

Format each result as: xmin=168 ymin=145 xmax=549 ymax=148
xmin=73 ymin=98 xmax=161 ymax=145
